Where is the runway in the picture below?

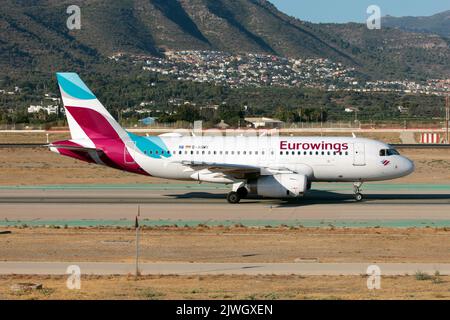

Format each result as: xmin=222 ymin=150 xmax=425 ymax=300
xmin=1 ymin=261 xmax=449 ymax=276
xmin=1 ymin=183 xmax=450 ymax=227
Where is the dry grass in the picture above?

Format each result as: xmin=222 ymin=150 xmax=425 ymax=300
xmin=0 ymin=132 xmax=70 ymax=144
xmin=1 ymin=146 xmax=449 ymax=185
xmin=1 ymin=226 xmax=450 ymax=263
xmin=289 ymin=132 xmax=402 ymax=143
xmin=0 ymin=274 xmax=449 ymax=300
xmin=397 ymin=148 xmax=450 ymax=183
xmin=1 ymin=131 xmax=402 ymax=144
xmin=0 ymin=147 xmax=173 ymax=185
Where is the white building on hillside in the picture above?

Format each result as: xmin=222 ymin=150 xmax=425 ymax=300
xmin=28 ymin=105 xmax=59 ymax=115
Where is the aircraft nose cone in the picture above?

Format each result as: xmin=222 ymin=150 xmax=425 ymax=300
xmin=403 ymin=158 xmax=415 ymax=175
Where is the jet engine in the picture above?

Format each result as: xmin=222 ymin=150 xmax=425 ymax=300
xmin=248 ymin=174 xmax=308 ymax=198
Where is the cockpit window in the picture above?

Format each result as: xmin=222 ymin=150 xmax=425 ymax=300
xmin=380 ymin=148 xmax=400 ymax=156
xmin=386 ymin=149 xmax=399 ymax=156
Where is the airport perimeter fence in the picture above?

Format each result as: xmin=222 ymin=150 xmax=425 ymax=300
xmin=282 ymin=121 xmax=446 ymax=130
xmin=0 ymin=120 xmax=446 ymax=131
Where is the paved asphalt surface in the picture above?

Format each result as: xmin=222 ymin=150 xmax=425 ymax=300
xmin=0 ymin=185 xmax=449 ymax=222
xmin=1 ymin=261 xmax=449 ymax=276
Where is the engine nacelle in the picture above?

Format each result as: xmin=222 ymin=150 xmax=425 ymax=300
xmin=249 ymin=174 xmax=308 ymax=198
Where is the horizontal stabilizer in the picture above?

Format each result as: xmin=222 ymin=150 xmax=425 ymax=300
xmin=47 ymin=144 xmax=101 ymax=152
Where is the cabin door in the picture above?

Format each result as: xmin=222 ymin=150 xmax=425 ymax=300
xmin=353 ymin=143 xmax=366 ymax=166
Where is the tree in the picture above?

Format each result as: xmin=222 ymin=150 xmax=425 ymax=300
xmin=175 ymin=105 xmax=203 ymax=122
xmin=217 ymin=104 xmax=245 ymax=126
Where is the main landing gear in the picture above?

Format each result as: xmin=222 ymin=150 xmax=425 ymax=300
xmin=226 ymin=183 xmax=248 ymax=204
xmin=353 ymin=182 xmax=363 ymax=202
xmin=226 ymin=192 xmax=240 ymax=204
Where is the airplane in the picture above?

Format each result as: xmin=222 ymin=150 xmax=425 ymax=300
xmin=48 ymin=73 xmax=415 ymax=203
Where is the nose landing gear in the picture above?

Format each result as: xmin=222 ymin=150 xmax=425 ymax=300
xmin=353 ymin=182 xmax=363 ymax=202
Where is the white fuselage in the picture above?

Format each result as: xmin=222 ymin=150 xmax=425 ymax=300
xmin=127 ymin=135 xmax=415 ymax=183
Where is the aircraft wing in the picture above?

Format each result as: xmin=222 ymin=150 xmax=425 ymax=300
xmin=180 ymin=160 xmax=260 ymax=173
xmin=180 ymin=161 xmax=298 ymax=179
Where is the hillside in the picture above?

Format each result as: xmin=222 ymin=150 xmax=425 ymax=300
xmin=382 ymin=10 xmax=450 ymax=39
xmin=319 ymin=22 xmax=450 ymax=80
xmin=0 ymin=0 xmax=449 ymax=80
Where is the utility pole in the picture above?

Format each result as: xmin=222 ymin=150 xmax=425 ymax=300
xmin=320 ymin=106 xmax=323 ymax=136
xmin=446 ymin=95 xmax=449 ymax=144
xmin=135 ymin=205 xmax=141 ymax=278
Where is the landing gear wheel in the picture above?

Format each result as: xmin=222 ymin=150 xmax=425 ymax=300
xmin=227 ymin=191 xmax=241 ymax=204
xmin=353 ymin=182 xmax=364 ymax=202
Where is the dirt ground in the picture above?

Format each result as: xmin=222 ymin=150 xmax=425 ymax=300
xmin=1 ymin=131 xmax=402 ymax=144
xmin=1 ymin=226 xmax=449 ymax=263
xmin=1 ymin=131 xmax=449 ymax=185
xmin=0 ymin=274 xmax=448 ymax=300
xmin=290 ymin=131 xmax=402 ymax=143
xmin=398 ymin=148 xmax=450 ymax=183
xmin=0 ymin=146 xmax=448 ymax=185
xmin=0 ymin=132 xmax=70 ymax=144
xmin=0 ymin=147 xmax=170 ymax=185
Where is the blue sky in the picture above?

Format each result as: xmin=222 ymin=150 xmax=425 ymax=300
xmin=269 ymin=0 xmax=450 ymax=23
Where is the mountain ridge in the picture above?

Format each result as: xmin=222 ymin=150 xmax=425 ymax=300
xmin=0 ymin=0 xmax=449 ymax=81
xmin=382 ymin=10 xmax=450 ymax=39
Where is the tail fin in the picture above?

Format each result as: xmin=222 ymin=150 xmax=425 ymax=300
xmin=56 ymin=73 xmax=126 ymax=143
